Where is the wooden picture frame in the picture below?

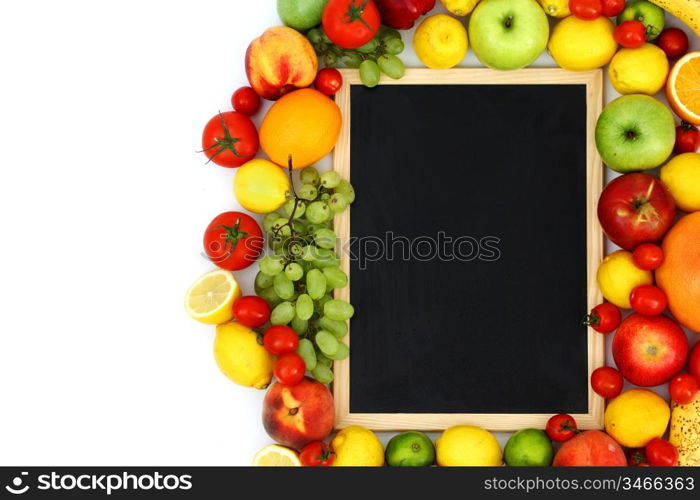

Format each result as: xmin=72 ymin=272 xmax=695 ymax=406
xmin=331 ymin=68 xmax=605 ymax=431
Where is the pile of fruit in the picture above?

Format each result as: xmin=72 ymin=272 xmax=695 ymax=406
xmin=185 ymin=0 xmax=700 ymax=466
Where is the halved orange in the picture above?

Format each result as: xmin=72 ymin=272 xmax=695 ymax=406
xmin=666 ymin=51 xmax=700 ymax=125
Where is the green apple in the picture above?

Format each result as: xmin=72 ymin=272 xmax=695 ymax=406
xmin=468 ymin=0 xmax=549 ymax=71
xmin=595 ymin=95 xmax=675 ymax=173
xmin=277 ymin=0 xmax=328 ymax=31
xmin=617 ymin=0 xmax=665 ymax=41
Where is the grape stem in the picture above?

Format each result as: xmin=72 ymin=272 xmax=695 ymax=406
xmin=270 ymin=155 xmax=305 ymax=265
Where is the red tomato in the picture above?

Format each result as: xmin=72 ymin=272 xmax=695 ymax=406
xmin=263 ymin=326 xmax=300 ymax=356
xmin=584 ymin=302 xmax=622 ymax=334
xmin=601 ymin=0 xmax=625 ymax=16
xmin=632 ymin=243 xmax=664 ymax=270
xmin=322 ymin=0 xmax=381 ymax=49
xmin=630 ymin=285 xmax=668 ymax=316
xmin=569 ymin=0 xmax=602 ymax=20
xmin=675 ymin=121 xmax=700 ymax=154
xmin=614 ymin=20 xmax=647 ymax=48
xmin=690 ymin=342 xmax=700 ymax=381
xmin=314 ymin=68 xmax=343 ymax=97
xmin=201 ymin=111 xmax=259 ymax=167
xmin=546 ymin=414 xmax=578 ymax=442
xmin=645 ymin=438 xmax=679 ymax=467
xmin=203 ymin=212 xmax=263 ymax=271
xmin=231 ymin=86 xmax=261 ymax=116
xmin=669 ymin=373 xmax=699 ymax=405
xmin=627 ymin=448 xmax=647 ymax=466
xmin=657 ymin=28 xmax=689 ymax=59
xmin=274 ymin=352 xmax=306 ymax=386
xmin=233 ymin=296 xmax=270 ymax=328
xmin=299 ymin=441 xmax=336 ymax=466
xmin=591 ymin=366 xmax=624 ymax=398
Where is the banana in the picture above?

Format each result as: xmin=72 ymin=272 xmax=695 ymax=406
xmin=669 ymin=397 xmax=700 ymax=466
xmin=649 ymin=0 xmax=700 ymax=36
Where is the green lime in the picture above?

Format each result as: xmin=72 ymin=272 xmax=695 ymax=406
xmin=504 ymin=429 xmax=553 ymax=466
xmin=385 ymin=431 xmax=435 ymax=467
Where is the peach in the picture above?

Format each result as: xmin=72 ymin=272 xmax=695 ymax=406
xmin=553 ymin=430 xmax=626 ymax=466
xmin=245 ymin=26 xmax=318 ymax=101
xmin=262 ymin=377 xmax=334 ymax=450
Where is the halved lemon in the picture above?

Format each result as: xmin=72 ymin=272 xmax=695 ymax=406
xmin=252 ymin=444 xmax=301 ymax=466
xmin=184 ymin=269 xmax=241 ymax=324
xmin=667 ymin=51 xmax=700 ymax=125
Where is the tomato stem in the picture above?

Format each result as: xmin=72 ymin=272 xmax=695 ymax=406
xmin=200 ymin=112 xmax=243 ymax=164
xmin=582 ymin=313 xmax=600 ymax=327
xmin=342 ymin=0 xmax=372 ymax=32
xmin=216 ymin=217 xmax=248 ymax=258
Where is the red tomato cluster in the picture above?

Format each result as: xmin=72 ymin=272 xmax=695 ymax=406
xmin=262 ymin=326 xmax=306 ymax=386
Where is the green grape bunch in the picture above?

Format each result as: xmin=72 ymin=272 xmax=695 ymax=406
xmin=255 ymin=165 xmax=356 ymax=385
xmin=306 ymin=26 xmax=406 ymax=88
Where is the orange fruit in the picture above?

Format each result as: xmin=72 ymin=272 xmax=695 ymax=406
xmin=666 ymin=51 xmax=700 ymax=126
xmin=656 ymin=212 xmax=700 ymax=333
xmin=260 ymin=88 xmax=342 ymax=169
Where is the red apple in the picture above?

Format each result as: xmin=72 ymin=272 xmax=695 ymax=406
xmin=597 ymin=173 xmax=676 ymax=250
xmin=553 ymin=430 xmax=626 ymax=466
xmin=613 ymin=314 xmax=689 ymax=387
xmin=689 ymin=342 xmax=700 ymax=381
xmin=262 ymin=377 xmax=334 ymax=450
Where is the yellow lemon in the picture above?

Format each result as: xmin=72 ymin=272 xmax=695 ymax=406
xmin=414 ymin=14 xmax=468 ymax=69
xmin=436 ymin=425 xmax=502 ymax=466
xmin=660 ymin=153 xmax=700 ymax=212
xmin=548 ymin=16 xmax=617 ymax=71
xmin=184 ymin=269 xmax=241 ymax=324
xmin=538 ymin=0 xmax=570 ymax=17
xmin=234 ymin=159 xmax=290 ymax=214
xmin=214 ymin=321 xmax=274 ymax=389
xmin=331 ymin=426 xmax=384 ymax=466
xmin=596 ymin=250 xmax=653 ymax=309
xmin=609 ymin=44 xmax=670 ymax=95
xmin=440 ymin=0 xmax=481 ymax=16
xmin=252 ymin=444 xmax=301 ymax=466
xmin=605 ymin=389 xmax=670 ymax=448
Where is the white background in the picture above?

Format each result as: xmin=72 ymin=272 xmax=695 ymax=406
xmin=0 ymin=1 xmax=697 ymax=466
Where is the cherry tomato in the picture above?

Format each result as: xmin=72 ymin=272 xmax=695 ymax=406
xmin=314 ymin=68 xmax=343 ymax=97
xmin=201 ymin=111 xmax=259 ymax=167
xmin=203 ymin=212 xmax=263 ymax=271
xmin=669 ymin=373 xmax=699 ymax=405
xmin=614 ymin=20 xmax=647 ymax=48
xmin=627 ymin=448 xmax=647 ymax=466
xmin=675 ymin=121 xmax=700 ymax=154
xmin=273 ymin=352 xmax=306 ymax=386
xmin=630 ymin=285 xmax=668 ymax=316
xmin=690 ymin=342 xmax=700 ymax=381
xmin=601 ymin=0 xmax=625 ymax=16
xmin=322 ymin=0 xmax=381 ymax=49
xmin=546 ymin=414 xmax=578 ymax=442
xmin=591 ymin=366 xmax=624 ymax=398
xmin=645 ymin=438 xmax=679 ymax=467
xmin=569 ymin=0 xmax=602 ymax=20
xmin=263 ymin=326 xmax=300 ymax=356
xmin=657 ymin=28 xmax=689 ymax=59
xmin=231 ymin=86 xmax=261 ymax=116
xmin=583 ymin=302 xmax=622 ymax=333
xmin=299 ymin=441 xmax=336 ymax=466
xmin=233 ymin=296 xmax=270 ymax=328
xmin=632 ymin=243 xmax=664 ymax=270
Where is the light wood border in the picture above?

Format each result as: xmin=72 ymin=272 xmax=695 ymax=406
xmin=332 ymin=68 xmax=605 ymax=432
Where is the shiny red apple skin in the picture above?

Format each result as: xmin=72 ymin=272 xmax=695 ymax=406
xmin=597 ymin=173 xmax=676 ymax=250
xmin=613 ymin=314 xmax=689 ymax=387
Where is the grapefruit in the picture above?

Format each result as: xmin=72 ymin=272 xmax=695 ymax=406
xmin=657 ymin=212 xmax=700 ymax=333
xmin=260 ymin=88 xmax=342 ymax=169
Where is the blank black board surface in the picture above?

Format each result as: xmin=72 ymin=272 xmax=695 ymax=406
xmin=348 ymin=83 xmax=590 ymax=415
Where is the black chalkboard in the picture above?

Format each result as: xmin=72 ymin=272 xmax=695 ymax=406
xmin=348 ymin=83 xmax=590 ymax=415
